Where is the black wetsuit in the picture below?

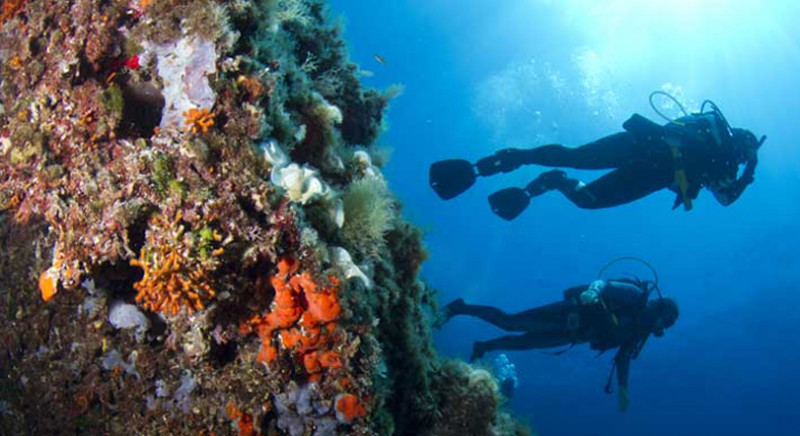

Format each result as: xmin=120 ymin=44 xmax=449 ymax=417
xmin=479 ymin=113 xmax=757 ymax=209
xmin=449 ymin=280 xmax=652 ymax=392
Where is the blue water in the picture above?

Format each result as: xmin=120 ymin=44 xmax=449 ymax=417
xmin=328 ymin=1 xmax=800 ymax=435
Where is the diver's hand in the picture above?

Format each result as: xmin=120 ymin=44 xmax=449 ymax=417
xmin=617 ymin=386 xmax=630 ymax=413
xmin=579 ymin=290 xmax=600 ymax=305
xmin=475 ymin=148 xmax=526 ymax=176
xmin=744 ymin=147 xmax=758 ymax=162
xmin=579 ymin=280 xmax=605 ymax=305
xmin=739 ymin=156 xmax=757 ymax=185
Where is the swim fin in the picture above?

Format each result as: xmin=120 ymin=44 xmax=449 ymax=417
xmin=488 ymin=187 xmax=530 ymax=221
xmin=429 ymin=159 xmax=477 ymax=200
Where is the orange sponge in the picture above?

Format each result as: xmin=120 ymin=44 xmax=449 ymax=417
xmin=335 ymin=393 xmax=366 ymax=423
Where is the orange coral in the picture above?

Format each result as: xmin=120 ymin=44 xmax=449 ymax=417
xmin=335 ymin=394 xmax=367 ymax=422
xmin=130 ymin=246 xmax=216 ymax=316
xmin=39 ymin=267 xmax=58 ymax=302
xmin=38 ymin=252 xmax=70 ymax=302
xmin=303 ymin=350 xmax=343 ymax=382
xmin=266 ymin=261 xmax=303 ymax=328
xmin=129 ymin=212 xmax=218 ymax=316
xmin=303 ymin=352 xmax=322 ymax=376
xmin=317 ymin=350 xmax=343 ymax=368
xmin=7 ymin=56 xmax=22 ymax=70
xmin=241 ymin=258 xmax=344 ymax=381
xmin=226 ymin=402 xmax=261 ymax=436
xmin=291 ymin=273 xmax=341 ymax=324
xmin=256 ymin=341 xmax=277 ymax=364
xmin=280 ymin=327 xmax=303 ymax=349
xmin=1 ymin=0 xmax=26 ymax=30
xmin=183 ymin=107 xmax=216 ymax=134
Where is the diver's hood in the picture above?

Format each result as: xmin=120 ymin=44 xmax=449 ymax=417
xmin=643 ymin=297 xmax=679 ymax=336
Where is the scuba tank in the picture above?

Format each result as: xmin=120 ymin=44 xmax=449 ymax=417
xmin=623 ymin=92 xmax=733 ymax=148
xmin=650 ymin=91 xmax=734 ymax=147
xmin=622 ymin=113 xmax=664 ymax=141
xmin=666 ymin=111 xmax=729 ymax=147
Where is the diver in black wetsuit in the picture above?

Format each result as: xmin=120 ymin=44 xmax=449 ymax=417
xmin=443 ymin=278 xmax=679 ymax=411
xmin=429 ymin=97 xmax=766 ymax=220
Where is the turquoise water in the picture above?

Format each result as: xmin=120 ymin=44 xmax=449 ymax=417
xmin=330 ymin=1 xmax=800 ymax=435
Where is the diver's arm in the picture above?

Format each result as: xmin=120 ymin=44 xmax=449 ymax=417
xmin=709 ymin=156 xmax=757 ymax=206
xmin=614 ymin=344 xmax=635 ymax=412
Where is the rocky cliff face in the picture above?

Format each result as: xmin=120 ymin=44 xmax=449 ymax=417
xmin=0 ymin=1 xmax=528 ymax=435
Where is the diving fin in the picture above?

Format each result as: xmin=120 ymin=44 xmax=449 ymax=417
xmin=429 ymin=159 xmax=477 ymax=200
xmin=488 ymin=187 xmax=530 ymax=221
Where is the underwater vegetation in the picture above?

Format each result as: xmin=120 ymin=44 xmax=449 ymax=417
xmin=0 ymin=0 xmax=529 ymax=435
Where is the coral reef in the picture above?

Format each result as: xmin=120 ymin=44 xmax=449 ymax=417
xmin=0 ymin=0 xmax=528 ymax=435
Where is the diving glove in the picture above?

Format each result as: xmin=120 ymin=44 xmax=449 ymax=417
xmin=475 ymin=148 xmax=529 ymax=176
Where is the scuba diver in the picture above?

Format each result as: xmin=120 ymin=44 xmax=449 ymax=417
xmin=442 ymin=264 xmax=679 ymax=411
xmin=429 ymin=92 xmax=766 ymax=220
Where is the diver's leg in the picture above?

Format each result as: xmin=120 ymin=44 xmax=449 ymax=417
xmin=472 ymin=332 xmax=572 ymax=361
xmin=521 ymin=132 xmax=645 ymax=169
xmin=446 ymin=299 xmax=572 ymax=333
xmin=445 ymin=299 xmax=532 ymax=332
xmin=477 ymin=132 xmax=645 ymax=175
xmin=551 ymin=163 xmax=674 ymax=209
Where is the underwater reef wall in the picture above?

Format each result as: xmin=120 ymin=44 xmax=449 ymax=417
xmin=0 ymin=1 xmax=529 ymax=435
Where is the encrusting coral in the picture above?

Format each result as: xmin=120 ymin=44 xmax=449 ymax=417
xmin=183 ymin=107 xmax=217 ymax=134
xmin=0 ymin=0 xmax=530 ymax=435
xmin=130 ymin=211 xmax=221 ymax=316
xmin=240 ymin=258 xmax=345 ymax=382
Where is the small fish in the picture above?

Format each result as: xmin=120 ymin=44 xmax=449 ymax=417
xmin=373 ymin=54 xmax=386 ymax=66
